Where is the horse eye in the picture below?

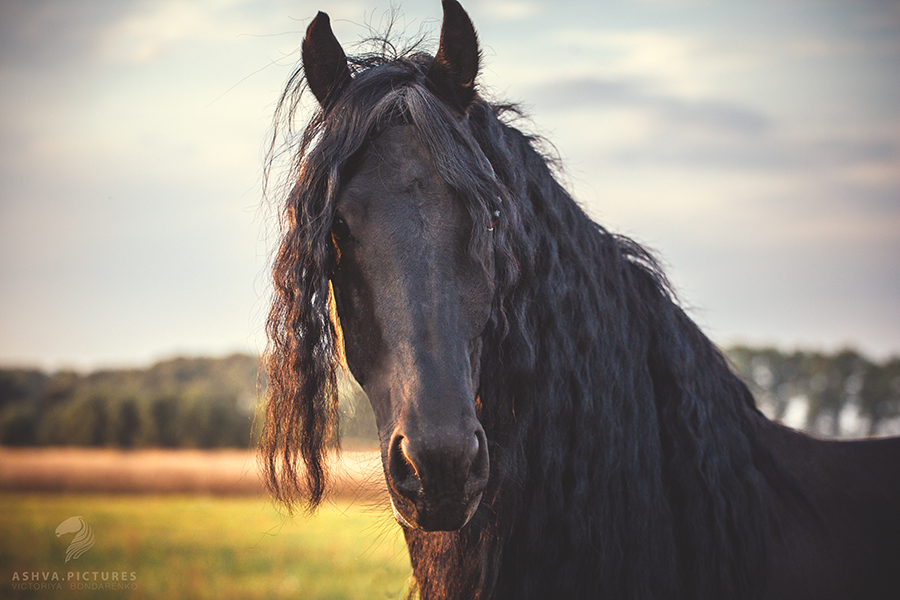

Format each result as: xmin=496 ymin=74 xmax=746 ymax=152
xmin=332 ymin=213 xmax=351 ymax=241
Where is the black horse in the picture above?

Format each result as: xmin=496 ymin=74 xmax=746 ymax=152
xmin=261 ymin=2 xmax=900 ymax=598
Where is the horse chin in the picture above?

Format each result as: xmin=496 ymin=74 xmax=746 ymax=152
xmin=390 ymin=493 xmax=483 ymax=532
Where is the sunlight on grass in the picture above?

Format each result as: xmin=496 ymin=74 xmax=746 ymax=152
xmin=0 ymin=494 xmax=411 ymax=600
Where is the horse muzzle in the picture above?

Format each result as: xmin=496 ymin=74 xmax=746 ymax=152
xmin=385 ymin=425 xmax=489 ymax=531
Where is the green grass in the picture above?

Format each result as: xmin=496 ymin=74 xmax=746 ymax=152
xmin=0 ymin=493 xmax=411 ymax=599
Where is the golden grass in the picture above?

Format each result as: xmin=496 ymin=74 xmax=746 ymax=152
xmin=0 ymin=449 xmax=387 ymax=500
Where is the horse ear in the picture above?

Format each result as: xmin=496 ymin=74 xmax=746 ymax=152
xmin=302 ymin=12 xmax=352 ymax=108
xmin=428 ymin=0 xmax=480 ymax=113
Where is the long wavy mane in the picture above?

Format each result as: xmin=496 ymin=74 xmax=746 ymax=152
xmin=263 ymin=35 xmax=792 ymax=600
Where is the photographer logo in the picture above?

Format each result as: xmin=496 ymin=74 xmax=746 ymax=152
xmin=9 ymin=515 xmax=137 ymax=592
xmin=55 ymin=516 xmax=95 ymax=563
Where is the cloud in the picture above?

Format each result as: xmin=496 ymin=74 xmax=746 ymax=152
xmin=604 ymin=129 xmax=900 ymax=175
xmin=531 ymin=77 xmax=771 ymax=135
xmin=478 ymin=2 xmax=540 ymax=21
xmin=97 ymin=0 xmax=275 ymax=66
xmin=0 ymin=0 xmax=142 ymax=70
xmin=527 ymin=75 xmax=900 ymax=184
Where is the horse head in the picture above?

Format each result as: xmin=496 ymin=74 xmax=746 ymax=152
xmin=300 ymin=1 xmax=493 ymax=532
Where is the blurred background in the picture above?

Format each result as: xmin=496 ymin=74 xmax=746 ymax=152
xmin=1 ymin=0 xmax=898 ymax=598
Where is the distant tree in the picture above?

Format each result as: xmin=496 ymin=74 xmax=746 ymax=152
xmin=0 ymin=369 xmax=47 ymax=410
xmin=37 ymin=393 xmax=109 ymax=446
xmin=148 ymin=395 xmax=180 ymax=448
xmin=112 ymin=397 xmax=141 ymax=448
xmin=863 ymin=358 xmax=900 ymax=436
xmin=0 ymin=403 xmax=37 ymax=445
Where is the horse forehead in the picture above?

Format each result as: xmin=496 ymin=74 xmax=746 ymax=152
xmin=361 ymin=127 xmax=446 ymax=198
xmin=340 ymin=125 xmax=461 ymax=232
xmin=371 ymin=125 xmax=431 ymax=174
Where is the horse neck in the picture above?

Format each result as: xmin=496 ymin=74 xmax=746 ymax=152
xmin=470 ymin=105 xmax=778 ymax=600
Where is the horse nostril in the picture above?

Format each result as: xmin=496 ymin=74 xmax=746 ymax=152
xmin=389 ymin=434 xmax=422 ymax=499
xmin=467 ymin=426 xmax=490 ymax=493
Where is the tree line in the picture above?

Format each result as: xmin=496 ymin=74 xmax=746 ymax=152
xmin=0 ymin=354 xmax=261 ymax=449
xmin=1 ymin=348 xmax=898 ymax=449
xmin=726 ymin=347 xmax=900 ymax=437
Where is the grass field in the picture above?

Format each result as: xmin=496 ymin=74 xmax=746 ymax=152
xmin=0 ymin=493 xmax=412 ymax=600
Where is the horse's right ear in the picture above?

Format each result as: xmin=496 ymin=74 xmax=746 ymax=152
xmin=302 ymin=12 xmax=351 ymax=109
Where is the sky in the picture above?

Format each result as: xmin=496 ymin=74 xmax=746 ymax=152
xmin=1 ymin=0 xmax=898 ymax=371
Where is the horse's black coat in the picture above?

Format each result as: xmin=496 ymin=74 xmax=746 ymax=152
xmin=262 ymin=2 xmax=900 ymax=599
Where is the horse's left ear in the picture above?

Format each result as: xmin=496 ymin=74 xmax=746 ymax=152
xmin=428 ymin=0 xmax=480 ymax=113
